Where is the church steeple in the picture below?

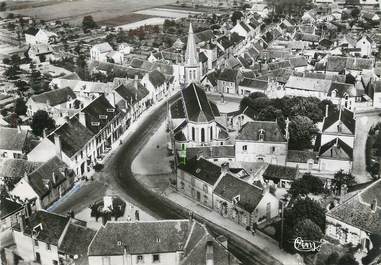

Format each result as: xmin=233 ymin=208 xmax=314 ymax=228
xmin=185 ymin=23 xmax=199 ymax=67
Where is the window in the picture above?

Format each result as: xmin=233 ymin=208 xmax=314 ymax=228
xmin=153 ymin=254 xmax=160 ymax=263
xmin=180 ymin=181 xmax=185 ymax=190
xmin=137 ymin=255 xmax=144 ymax=263
xmin=192 ymin=127 xmax=195 ymax=141
xmin=242 ymin=145 xmax=247 ymax=151
xmin=201 ymin=128 xmax=205 ymax=142
xmin=210 ymin=127 xmax=213 ymax=140
xmin=258 ymin=129 xmax=265 ymax=141
xmin=34 ymin=240 xmax=39 ymax=246
xmin=46 ymin=243 xmax=51 ymax=250
xmin=53 ymin=260 xmax=58 ymax=265
xmin=271 ymin=146 xmax=276 ymax=153
xmin=203 ymin=184 xmax=208 ymax=193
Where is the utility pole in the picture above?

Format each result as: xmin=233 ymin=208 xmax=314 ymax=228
xmin=279 ymin=200 xmax=284 ymax=249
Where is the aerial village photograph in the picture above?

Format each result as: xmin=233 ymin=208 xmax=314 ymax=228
xmin=0 ymin=0 xmax=380 ymax=264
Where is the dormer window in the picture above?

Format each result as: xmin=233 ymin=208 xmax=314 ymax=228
xmin=371 ymin=199 xmax=377 ymax=211
xmin=331 ymin=89 xmax=337 ymax=98
xmin=337 ymin=122 xmax=342 ymax=133
xmin=258 ymin=129 xmax=265 ymax=141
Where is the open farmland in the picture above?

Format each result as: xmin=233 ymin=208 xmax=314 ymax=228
xmin=7 ymin=0 xmax=177 ymax=25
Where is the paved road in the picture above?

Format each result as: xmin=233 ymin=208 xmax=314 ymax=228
xmin=54 ymin=94 xmax=282 ymax=265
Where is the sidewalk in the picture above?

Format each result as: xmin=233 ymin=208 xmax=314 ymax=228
xmin=164 ymin=189 xmax=301 ymax=265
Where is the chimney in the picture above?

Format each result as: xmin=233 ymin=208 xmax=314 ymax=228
xmin=78 ymin=112 xmax=86 ymax=126
xmin=42 ymin=128 xmax=47 ymax=138
xmin=17 ymin=214 xmax=25 ymax=233
xmin=371 ymin=199 xmax=377 ymax=211
xmin=325 ymin=104 xmax=329 ymax=118
xmin=52 ymin=172 xmax=56 ymax=184
xmin=205 ymin=241 xmax=214 ymax=265
xmin=17 ymin=125 xmax=21 ymax=134
xmin=221 ymin=162 xmax=229 ymax=175
xmin=285 ymin=117 xmax=290 ymax=141
xmin=134 ymin=74 xmax=139 ymax=89
xmin=54 ymin=134 xmax=62 ymax=158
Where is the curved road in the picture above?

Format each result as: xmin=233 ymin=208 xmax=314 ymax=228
xmin=55 ymin=94 xmax=283 ymax=265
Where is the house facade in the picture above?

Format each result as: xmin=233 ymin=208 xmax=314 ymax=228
xmin=235 ymin=121 xmax=288 ymax=165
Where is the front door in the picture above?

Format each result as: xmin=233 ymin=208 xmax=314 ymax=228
xmin=196 ymin=191 xmax=201 ymax=202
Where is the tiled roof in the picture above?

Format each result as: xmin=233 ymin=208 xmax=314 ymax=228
xmin=115 ymin=82 xmax=149 ymax=105
xmin=217 ymin=69 xmax=238 ymax=83
xmin=327 ymin=56 xmax=374 ymax=72
xmin=201 ymin=71 xmax=218 ymax=87
xmin=285 ymin=76 xmax=332 ymax=93
xmin=268 ymin=60 xmax=291 ymax=71
xmin=294 ymin=32 xmax=319 ymax=42
xmin=236 ymin=121 xmax=286 ymax=142
xmin=24 ymin=27 xmax=39 ymax=36
xmin=148 ymin=70 xmax=166 ymax=88
xmin=30 ymin=87 xmax=76 ymax=106
xmin=0 ymin=127 xmax=28 ymax=152
xmin=289 ymin=56 xmax=308 ymax=68
xmin=92 ymin=42 xmax=113 ymax=53
xmin=88 ymin=220 xmax=191 ymax=256
xmin=327 ymin=82 xmax=357 ymax=97
xmin=49 ymin=117 xmax=94 ymax=158
xmin=0 ymin=197 xmax=23 ymax=220
xmin=214 ymin=173 xmax=264 ymax=213
xmin=27 ymin=156 xmax=71 ymax=198
xmin=80 ymin=95 xmax=119 ymax=134
xmin=181 ymin=83 xmax=216 ymax=123
xmin=319 ymin=138 xmax=353 ymax=160
xmin=170 ymin=98 xmax=186 ymax=119
xmin=199 ymin=52 xmax=208 ymax=63
xmin=0 ymin=159 xmax=41 ymax=180
xmin=263 ymin=164 xmax=298 ymax=181
xmin=322 ymin=108 xmax=355 ymax=134
xmin=327 ymin=179 xmax=381 ymax=234
xmin=287 ymin=150 xmax=318 ymax=163
xmin=13 ymin=210 xmax=70 ymax=245
xmin=186 ymin=145 xmax=235 ymax=159
xmin=59 ymin=223 xmax=96 ymax=256
xmin=239 ymin=78 xmax=268 ymax=90
xmin=178 ymin=156 xmax=221 ymax=186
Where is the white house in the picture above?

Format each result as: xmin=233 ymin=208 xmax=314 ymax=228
xmin=0 ymin=127 xmax=29 ymax=159
xmin=230 ymin=21 xmax=254 ymax=39
xmin=326 ymin=179 xmax=381 ymax=254
xmin=25 ymin=28 xmax=58 ymax=45
xmin=26 ymin=87 xmax=81 ymax=125
xmin=28 ymin=44 xmax=55 ymax=63
xmin=90 ymin=42 xmax=114 ymax=63
xmin=141 ymin=70 xmax=167 ymax=103
xmin=213 ymin=173 xmax=279 ymax=227
xmin=87 ymin=220 xmax=240 ymax=265
xmin=12 ymin=210 xmax=95 ymax=265
xmin=356 ymin=35 xmax=374 ymax=58
xmin=235 ymin=121 xmax=288 ymax=165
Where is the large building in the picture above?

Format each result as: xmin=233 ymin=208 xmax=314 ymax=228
xmin=87 ymin=219 xmax=240 ymax=265
xmin=169 ymin=83 xmax=229 ymax=151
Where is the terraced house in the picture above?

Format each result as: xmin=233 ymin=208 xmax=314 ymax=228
xmin=28 ymin=95 xmax=125 ymax=177
xmin=87 ymin=219 xmax=240 ymax=265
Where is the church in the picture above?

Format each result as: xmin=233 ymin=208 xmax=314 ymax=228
xmin=168 ymin=24 xmax=229 ymax=153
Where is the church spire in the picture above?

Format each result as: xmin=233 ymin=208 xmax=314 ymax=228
xmin=185 ymin=23 xmax=198 ymax=67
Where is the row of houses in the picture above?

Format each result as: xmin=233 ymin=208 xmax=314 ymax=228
xmin=4 ymin=205 xmax=240 ymax=265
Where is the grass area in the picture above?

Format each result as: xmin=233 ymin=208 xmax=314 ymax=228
xmin=98 ymin=13 xmax=154 ymax=26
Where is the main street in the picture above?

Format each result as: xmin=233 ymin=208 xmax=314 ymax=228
xmin=53 ymin=93 xmax=283 ymax=265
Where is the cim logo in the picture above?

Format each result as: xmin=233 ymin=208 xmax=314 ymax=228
xmin=293 ymin=237 xmax=323 ymax=252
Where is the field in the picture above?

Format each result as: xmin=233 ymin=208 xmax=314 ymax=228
xmin=6 ymin=0 xmax=177 ymax=25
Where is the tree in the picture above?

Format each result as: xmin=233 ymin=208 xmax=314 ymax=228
xmin=289 ymin=173 xmax=325 ymax=198
xmin=31 ymin=110 xmax=55 ymax=137
xmin=292 ymin=218 xmax=324 ymax=241
xmin=14 ymin=98 xmax=27 ymax=116
xmin=350 ymin=7 xmax=360 ymax=18
xmin=231 ymin=11 xmax=243 ymax=25
xmin=82 ymin=15 xmax=97 ymax=30
xmin=288 ymin=115 xmax=317 ymax=150
xmin=332 ymin=170 xmax=356 ymax=193
xmin=258 ymin=105 xmax=283 ymax=122
xmin=0 ymin=2 xmax=6 ymax=11
xmin=4 ymin=65 xmax=21 ymax=79
xmin=337 ymin=254 xmax=358 ymax=265
xmin=249 ymin=91 xmax=267 ymax=99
